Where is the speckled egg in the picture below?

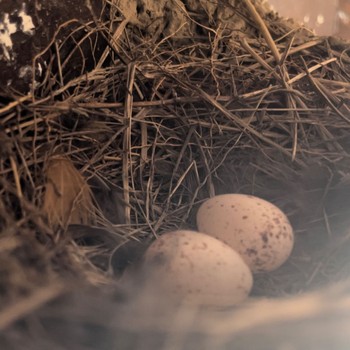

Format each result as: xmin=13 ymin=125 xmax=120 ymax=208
xmin=141 ymin=230 xmax=253 ymax=307
xmin=196 ymin=194 xmax=294 ymax=272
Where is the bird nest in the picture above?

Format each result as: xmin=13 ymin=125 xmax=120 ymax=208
xmin=1 ymin=0 xmax=350 ymax=348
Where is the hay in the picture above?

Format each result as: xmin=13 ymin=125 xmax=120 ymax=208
xmin=1 ymin=0 xmax=350 ymax=348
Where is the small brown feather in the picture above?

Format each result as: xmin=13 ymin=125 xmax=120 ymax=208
xmin=42 ymin=157 xmax=95 ymax=229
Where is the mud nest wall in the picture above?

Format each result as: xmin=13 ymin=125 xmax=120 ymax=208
xmin=1 ymin=0 xmax=350 ymax=349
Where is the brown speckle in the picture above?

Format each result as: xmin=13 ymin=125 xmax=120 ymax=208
xmin=242 ymin=215 xmax=248 ymax=220
xmin=245 ymin=248 xmax=258 ymax=256
xmin=260 ymin=232 xmax=269 ymax=244
xmin=267 ymin=223 xmax=274 ymax=231
xmin=273 ymin=217 xmax=281 ymax=224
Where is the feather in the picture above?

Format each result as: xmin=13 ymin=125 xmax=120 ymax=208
xmin=42 ymin=156 xmax=95 ymax=229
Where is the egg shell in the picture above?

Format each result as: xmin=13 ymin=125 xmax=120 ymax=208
xmin=142 ymin=230 xmax=253 ymax=307
xmin=196 ymin=194 xmax=294 ymax=272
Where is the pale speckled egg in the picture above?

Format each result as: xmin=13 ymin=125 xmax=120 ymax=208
xmin=196 ymin=194 xmax=294 ymax=272
xmin=141 ymin=230 xmax=253 ymax=307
